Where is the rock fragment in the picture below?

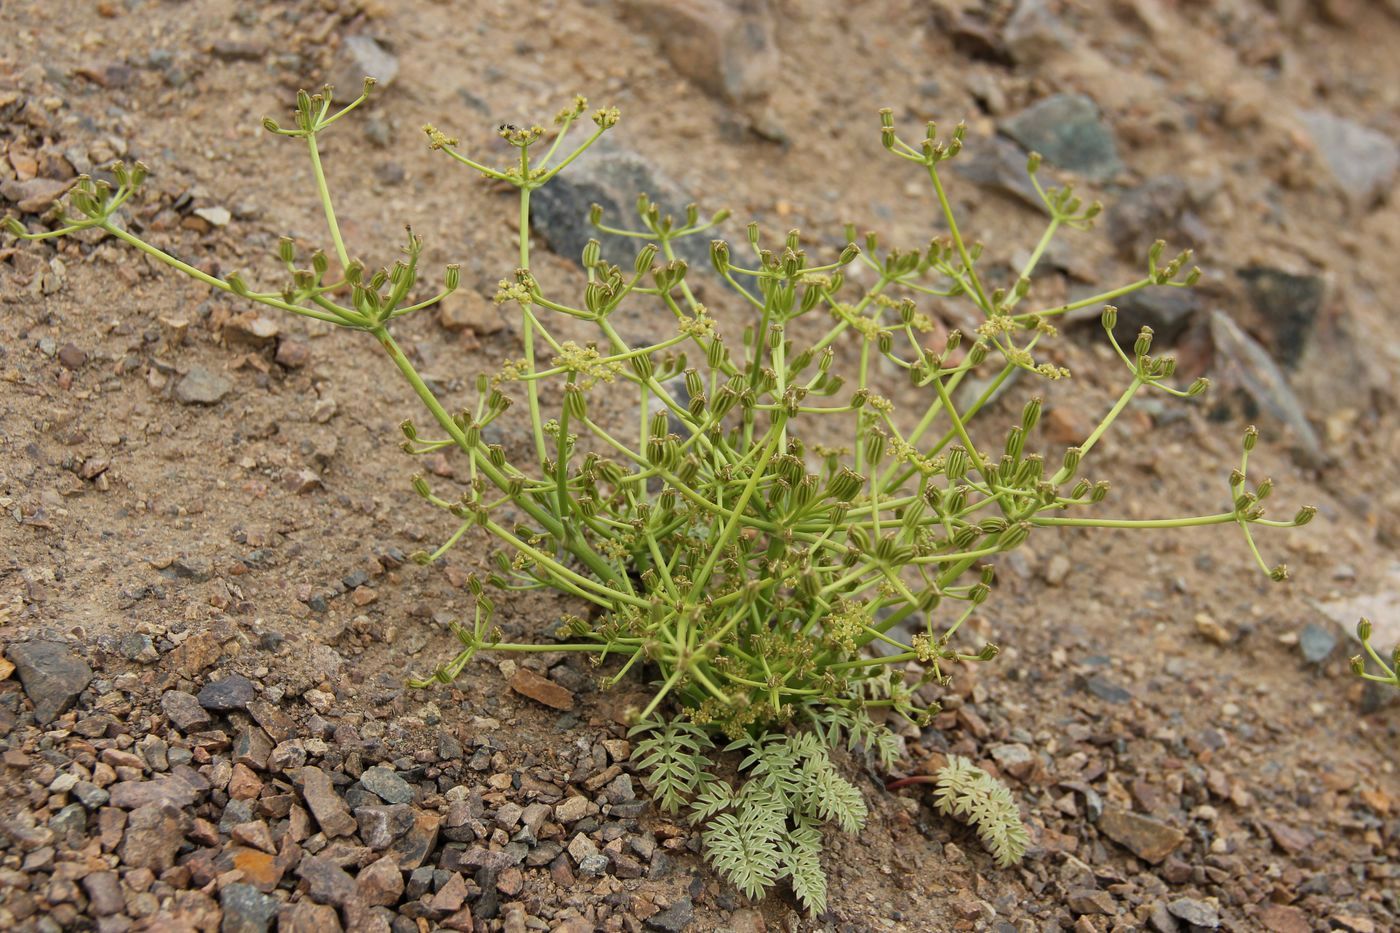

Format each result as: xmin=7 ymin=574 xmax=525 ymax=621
xmin=1097 ymin=807 xmax=1185 ymax=863
xmin=9 ymin=639 xmax=92 ymax=724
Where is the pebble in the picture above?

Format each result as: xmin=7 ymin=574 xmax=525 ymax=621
xmin=0 ymin=176 xmax=72 ymax=212
xmin=1298 ymin=622 xmax=1338 ymax=663
xmin=220 ymin=882 xmax=280 ymax=933
xmin=1097 ymin=807 xmax=1185 ymax=864
xmin=9 ymin=639 xmax=92 ymax=724
xmin=437 ymin=290 xmax=504 ymax=335
xmin=174 ymin=365 xmax=233 ymax=405
xmin=336 ymin=34 xmax=399 ymax=91
xmin=645 ymin=896 xmax=696 ymax=932
xmin=120 ymin=801 xmax=184 ymax=870
xmin=297 ymin=855 xmax=358 ymax=906
xmin=299 ymin=765 xmax=358 ymax=838
xmin=1001 ymin=93 xmax=1123 ymax=180
xmin=1298 ymin=109 xmax=1400 ymax=211
xmin=1167 ymin=897 xmax=1220 ymax=929
xmin=508 ymin=668 xmax=575 ymax=711
xmin=193 ymin=205 xmax=231 ymax=226
xmin=1208 ymin=311 xmax=1324 ymax=466
xmin=356 ymin=804 xmax=415 ymax=849
xmin=360 ymin=765 xmax=415 ymax=805
xmin=198 ymin=673 xmax=257 ymax=711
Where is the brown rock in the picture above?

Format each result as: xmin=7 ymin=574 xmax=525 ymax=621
xmin=229 ymin=763 xmax=263 ymax=800
xmin=509 ymin=668 xmax=575 ymax=711
xmin=298 ymin=766 xmax=357 ymax=837
xmin=1097 ymin=807 xmax=1185 ymax=864
xmin=438 ymin=290 xmax=504 ymax=335
xmin=1 ymin=176 xmax=73 ymax=212
xmin=357 ymin=854 xmax=404 ymax=907
xmin=278 ymin=900 xmax=344 ymax=933
xmin=1257 ymin=904 xmax=1309 ymax=933
xmin=1264 ymin=820 xmax=1313 ymax=855
xmin=120 ymin=801 xmax=184 ymax=870
xmin=297 ymin=855 xmax=357 ymax=907
xmin=275 ymin=338 xmax=312 ymax=369
xmin=429 ymin=872 xmax=468 ymax=913
xmin=385 ymin=809 xmax=440 ymax=870
xmin=229 ymin=846 xmax=283 ymax=891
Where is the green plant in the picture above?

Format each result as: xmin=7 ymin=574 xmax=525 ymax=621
xmin=887 ymin=757 xmax=1029 ymax=868
xmin=1351 ymin=618 xmax=1400 ymax=689
xmin=5 ymin=80 xmax=1315 ymax=910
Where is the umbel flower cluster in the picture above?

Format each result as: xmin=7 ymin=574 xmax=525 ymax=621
xmin=5 ymin=81 xmax=1313 ymax=913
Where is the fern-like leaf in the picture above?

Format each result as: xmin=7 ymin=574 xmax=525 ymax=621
xmin=795 ymin=744 xmax=867 ymax=833
xmin=782 ymin=818 xmax=828 ymax=915
xmin=934 ymin=755 xmax=1029 ymax=867
xmin=688 ymin=778 xmax=736 ymax=826
xmin=703 ymin=788 xmax=786 ymax=899
xmin=629 ymin=719 xmax=713 ymax=814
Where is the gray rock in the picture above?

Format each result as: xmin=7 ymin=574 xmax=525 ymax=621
xmin=1299 ymin=109 xmax=1399 ymax=211
xmin=198 ymin=674 xmax=256 ymax=712
xmin=1167 ymin=897 xmax=1220 ymax=929
xmin=336 ymin=35 xmax=398 ymax=92
xmin=1002 ymin=93 xmax=1123 ymax=181
xmin=221 ymin=882 xmax=280 ymax=933
xmin=1299 ymin=622 xmax=1338 ymax=663
xmin=10 ymin=639 xmax=92 ymax=724
xmin=645 ymin=896 xmax=695 ymax=932
xmin=952 ymin=135 xmax=1046 ymax=210
xmin=532 ymin=149 xmax=711 ymax=272
xmin=1004 ymin=0 xmax=1072 ymax=65
xmin=620 ymin=0 xmax=780 ymax=106
xmin=1067 ymin=284 xmax=1198 ymax=345
xmin=118 ymin=632 xmax=158 ymax=663
xmin=1107 ymin=175 xmax=1200 ymax=262
xmin=355 ymin=804 xmax=416 ymax=850
xmin=175 ymin=365 xmax=232 ymax=405
xmin=72 ymin=781 xmax=110 ymax=809
xmin=161 ymin=690 xmax=212 ymax=731
xmin=1207 ymin=311 xmax=1325 ymax=466
xmin=1237 ymin=267 xmax=1325 ymax=369
xmin=297 ymin=855 xmax=358 ymax=907
xmin=0 ymin=176 xmax=73 ymax=213
xmin=359 ymin=766 xmax=414 ymax=805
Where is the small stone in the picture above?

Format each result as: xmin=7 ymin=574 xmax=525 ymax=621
xmin=555 ymin=795 xmax=591 ymax=824
xmin=508 ymin=668 xmax=575 ymax=711
xmin=57 ymin=343 xmax=87 ymax=370
xmin=1066 ymin=888 xmax=1115 ymax=915
xmin=228 ymin=763 xmax=263 ymax=800
xmin=438 ymin=290 xmax=504 ymax=335
xmin=82 ymin=871 xmax=124 ymax=916
xmin=356 ymin=804 xmax=415 ymax=849
xmin=0 ymin=176 xmax=73 ymax=212
xmin=198 ymin=673 xmax=256 ymax=711
xmin=385 ymin=809 xmax=439 ymax=870
xmin=174 ymin=365 xmax=232 ymax=405
xmin=619 ymin=0 xmax=779 ymax=106
xmin=645 ymin=896 xmax=695 ymax=932
xmin=109 ymin=776 xmax=198 ymax=810
xmin=1080 ymin=674 xmax=1133 ymax=705
xmin=429 ymin=872 xmax=468 ymax=913
xmin=1298 ymin=622 xmax=1338 ymax=663
xmin=193 ymin=205 xmax=231 ymax=226
xmin=1264 ymin=819 xmax=1312 ymax=854
xmin=1237 ymin=267 xmax=1325 ymax=370
xmin=1097 ymin=807 xmax=1185 ymax=864
xmin=567 ymin=831 xmax=600 ymax=866
xmin=1208 ymin=311 xmax=1324 ymax=466
xmin=275 ymin=338 xmax=312 ymax=369
xmin=1043 ymin=554 xmax=1071 ymax=586
xmin=298 ymin=766 xmax=357 ymax=837
xmin=1256 ymin=904 xmax=1310 ymax=933
xmin=1194 ymin=613 xmax=1233 ymax=646
xmin=336 ymin=35 xmax=399 ymax=91
xmin=360 ymin=766 xmax=414 ymax=805
xmin=989 ymin=743 xmax=1036 ymax=780
xmin=1299 ymin=109 xmax=1400 ymax=211
xmin=220 ymin=882 xmax=279 ymax=933
xmin=120 ymin=801 xmax=184 ymax=870
xmin=357 ymin=854 xmax=404 ymax=907
xmin=10 ymin=639 xmax=92 ymax=724
xmin=1167 ymin=897 xmax=1220 ymax=929
xmin=229 ymin=846 xmax=283 ymax=890
xmin=223 ymin=312 xmax=280 ymax=347
xmin=277 ymin=901 xmax=343 ymax=933
xmin=1001 ymin=93 xmax=1122 ymax=180
xmin=298 ymin=855 xmax=358 ymax=907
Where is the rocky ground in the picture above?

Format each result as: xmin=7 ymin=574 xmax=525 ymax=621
xmin=2 ymin=0 xmax=1399 ymax=930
